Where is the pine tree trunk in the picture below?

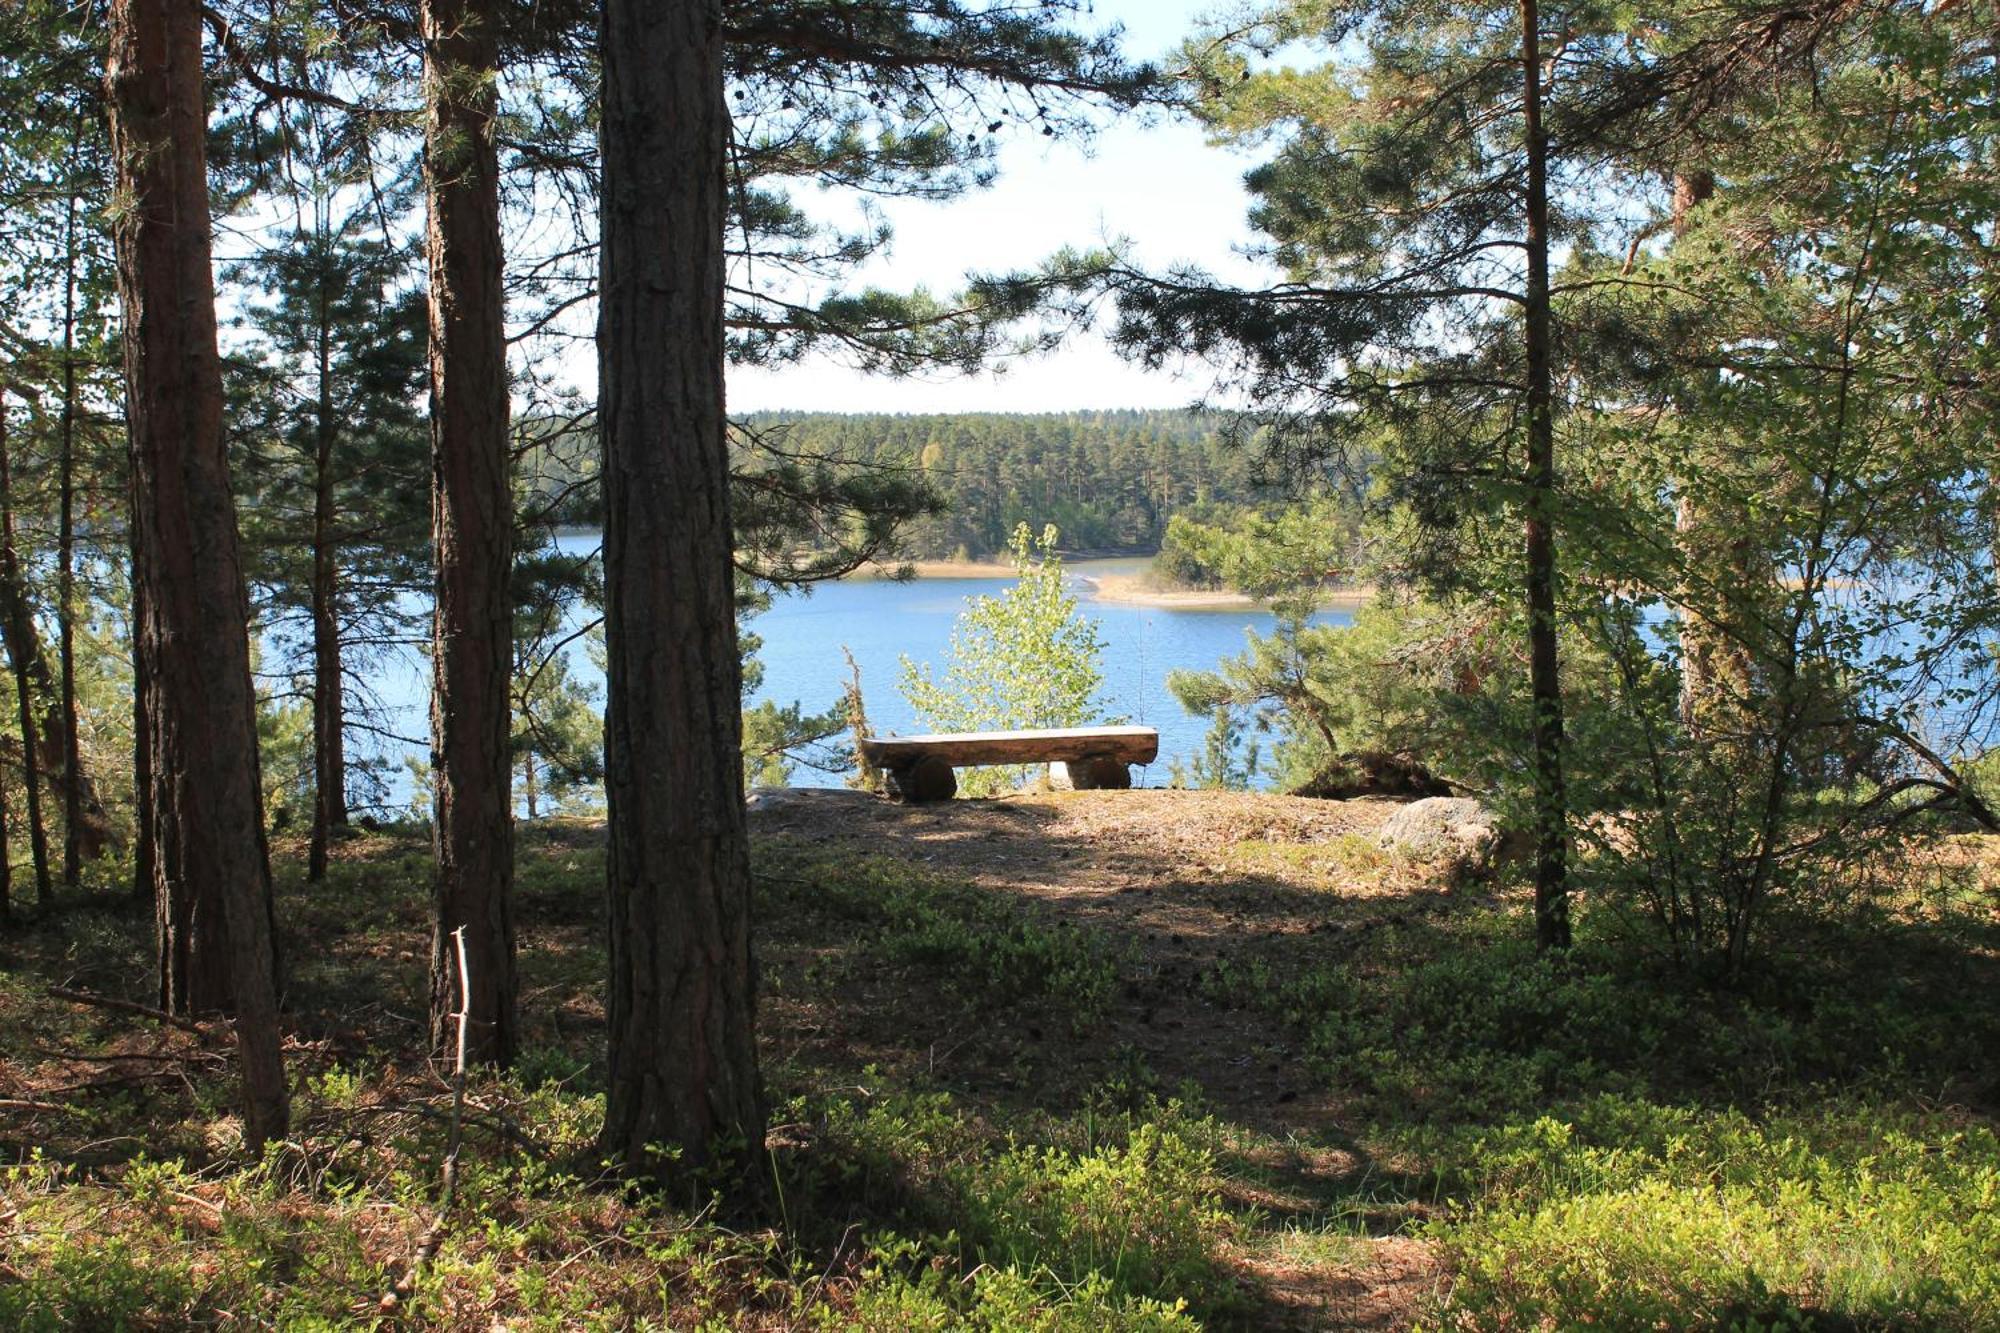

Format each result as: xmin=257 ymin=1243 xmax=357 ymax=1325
xmin=129 ymin=500 xmax=154 ymax=904
xmin=0 ymin=399 xmax=52 ymax=907
xmin=308 ymin=294 xmax=347 ymax=883
xmin=0 ymin=751 xmax=9 ymax=923
xmin=422 ymin=0 xmax=517 ymax=1067
xmin=106 ymin=0 xmax=288 ymax=1149
xmin=598 ymin=0 xmax=765 ymax=1192
xmin=1521 ymin=0 xmax=1570 ymax=952
xmin=58 ymin=187 xmax=84 ymax=889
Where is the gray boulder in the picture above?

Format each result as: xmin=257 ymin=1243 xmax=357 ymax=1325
xmin=1377 ymin=797 xmax=1502 ymax=874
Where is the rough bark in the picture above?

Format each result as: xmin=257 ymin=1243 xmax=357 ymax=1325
xmin=0 ymin=396 xmax=52 ymax=907
xmin=58 ymin=189 xmax=84 ymax=888
xmin=0 ymin=741 xmax=9 ymax=923
xmin=0 ymin=580 xmax=116 ymax=868
xmin=1521 ymin=0 xmax=1570 ymax=952
xmin=106 ymin=0 xmax=288 ymax=1148
xmin=0 ymin=375 xmax=114 ymax=881
xmin=307 ymin=291 xmax=347 ymax=883
xmin=598 ymin=0 xmax=766 ymax=1192
xmin=422 ymin=0 xmax=517 ymax=1066
xmin=129 ymin=487 xmax=154 ymax=905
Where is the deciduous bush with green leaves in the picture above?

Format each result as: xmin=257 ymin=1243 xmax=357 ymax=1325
xmin=899 ymin=523 xmax=1106 ymax=795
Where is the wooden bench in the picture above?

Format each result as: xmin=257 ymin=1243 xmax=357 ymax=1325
xmin=860 ymin=726 xmax=1160 ymax=803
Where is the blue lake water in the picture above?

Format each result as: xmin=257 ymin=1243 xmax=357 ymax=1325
xmin=756 ymin=561 xmax=1353 ymax=788
xmin=331 ymin=532 xmax=1352 ymax=810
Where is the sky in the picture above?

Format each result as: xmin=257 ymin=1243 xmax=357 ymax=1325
xmin=726 ymin=0 xmax=1280 ymax=415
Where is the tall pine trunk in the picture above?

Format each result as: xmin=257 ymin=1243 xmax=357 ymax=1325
xmin=0 ymin=397 xmax=52 ymax=907
xmin=0 ymin=743 xmax=9 ymax=923
xmin=1521 ymin=0 xmax=1570 ymax=951
xmin=308 ymin=290 xmax=347 ymax=883
xmin=598 ymin=0 xmax=765 ymax=1192
xmin=106 ymin=0 xmax=288 ymax=1148
xmin=422 ymin=0 xmax=517 ymax=1066
xmin=129 ymin=493 xmax=154 ymax=904
xmin=58 ymin=185 xmax=84 ymax=888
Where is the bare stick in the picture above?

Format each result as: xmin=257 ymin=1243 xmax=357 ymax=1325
xmin=306 ymin=1100 xmax=550 ymax=1159
xmin=0 ymin=1097 xmax=74 ymax=1114
xmin=45 ymin=986 xmax=208 ymax=1036
xmin=380 ymin=927 xmax=470 ymax=1314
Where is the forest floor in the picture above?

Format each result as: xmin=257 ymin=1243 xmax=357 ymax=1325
xmin=2 ymin=788 xmax=1998 ymax=1329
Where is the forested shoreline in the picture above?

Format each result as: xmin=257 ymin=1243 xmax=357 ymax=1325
xmin=523 ymin=408 xmax=1293 ymax=561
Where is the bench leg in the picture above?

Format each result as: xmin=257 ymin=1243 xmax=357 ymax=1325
xmin=886 ymin=755 xmax=957 ymax=803
xmin=1060 ymin=756 xmax=1132 ymax=791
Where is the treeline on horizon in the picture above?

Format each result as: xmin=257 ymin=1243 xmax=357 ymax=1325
xmin=524 ymin=408 xmax=1293 ymax=560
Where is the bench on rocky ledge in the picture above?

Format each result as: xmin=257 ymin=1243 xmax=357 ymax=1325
xmin=860 ymin=725 xmax=1160 ymax=803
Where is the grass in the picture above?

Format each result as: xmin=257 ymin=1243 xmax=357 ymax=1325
xmin=0 ymin=798 xmax=1996 ymax=1329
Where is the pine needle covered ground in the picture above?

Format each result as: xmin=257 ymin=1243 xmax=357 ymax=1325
xmin=2 ymin=790 xmax=1996 ymax=1328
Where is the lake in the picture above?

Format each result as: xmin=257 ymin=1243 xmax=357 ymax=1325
xmin=753 ymin=557 xmax=1354 ymax=789
xmin=328 ymin=533 xmax=1353 ymax=810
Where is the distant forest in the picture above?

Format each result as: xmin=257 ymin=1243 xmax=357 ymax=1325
xmin=527 ymin=409 xmax=1289 ymax=561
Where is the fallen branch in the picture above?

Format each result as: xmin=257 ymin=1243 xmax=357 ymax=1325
xmin=41 ymin=1070 xmax=189 ymax=1096
xmin=308 ymin=1099 xmax=551 ymax=1160
xmin=32 ymin=1046 xmax=224 ymax=1066
xmin=0 ymin=1097 xmax=73 ymax=1115
xmin=45 ymin=986 xmax=209 ymax=1037
xmin=380 ymin=927 xmax=470 ymax=1315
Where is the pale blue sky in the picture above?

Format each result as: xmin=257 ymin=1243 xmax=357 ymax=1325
xmin=728 ymin=0 xmax=1276 ymax=414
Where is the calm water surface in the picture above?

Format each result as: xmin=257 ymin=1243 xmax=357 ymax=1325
xmin=338 ymin=534 xmax=1352 ymax=806
xmin=759 ymin=558 xmax=1353 ymax=788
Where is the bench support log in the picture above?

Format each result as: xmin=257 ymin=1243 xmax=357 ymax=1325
xmin=863 ymin=726 xmax=1157 ymax=804
xmin=1057 ymin=757 xmax=1132 ymax=791
xmin=885 ymin=755 xmax=956 ymax=804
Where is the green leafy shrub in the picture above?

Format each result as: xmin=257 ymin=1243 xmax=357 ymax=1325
xmin=900 ymin=523 xmax=1106 ymax=795
xmin=966 ymin=1123 xmax=1234 ymax=1305
xmin=805 ymin=1092 xmax=1235 ymax=1320
xmin=1432 ymin=1106 xmax=2000 ymax=1330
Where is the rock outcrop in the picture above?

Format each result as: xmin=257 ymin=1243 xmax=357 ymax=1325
xmin=1376 ymin=796 xmax=1503 ymax=876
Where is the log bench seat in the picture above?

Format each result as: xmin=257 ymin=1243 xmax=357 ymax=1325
xmin=860 ymin=725 xmax=1160 ymax=803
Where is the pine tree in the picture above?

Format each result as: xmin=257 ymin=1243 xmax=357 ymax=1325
xmin=597 ymin=0 xmax=764 ymax=1196
xmin=105 ymin=0 xmax=288 ymax=1148
xmin=227 ymin=151 xmax=429 ymax=882
xmin=1113 ymin=0 xmax=1598 ymax=947
xmin=421 ymin=0 xmax=518 ymax=1067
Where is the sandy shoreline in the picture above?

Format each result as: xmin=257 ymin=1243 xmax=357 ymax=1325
xmin=1086 ymin=572 xmax=1375 ymax=610
xmin=857 ymin=560 xmax=1374 ymax=611
xmin=858 ymin=558 xmax=1021 ymax=579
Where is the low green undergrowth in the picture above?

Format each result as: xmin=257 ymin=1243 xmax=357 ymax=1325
xmin=771 ymin=1085 xmax=1239 ymax=1328
xmin=0 ymin=1083 xmax=1239 ymax=1330
xmin=757 ymin=846 xmax=1129 ymax=1027
xmin=4 ymin=812 xmax=1994 ymax=1329
xmin=1426 ymin=1101 xmax=2000 ymax=1328
xmin=1185 ymin=873 xmax=2000 ymax=1328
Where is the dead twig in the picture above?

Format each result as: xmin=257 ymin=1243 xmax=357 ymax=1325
xmin=0 ymin=1098 xmax=74 ymax=1115
xmin=45 ymin=986 xmax=210 ymax=1037
xmin=31 ymin=1046 xmax=224 ymax=1067
xmin=308 ymin=1099 xmax=552 ymax=1160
